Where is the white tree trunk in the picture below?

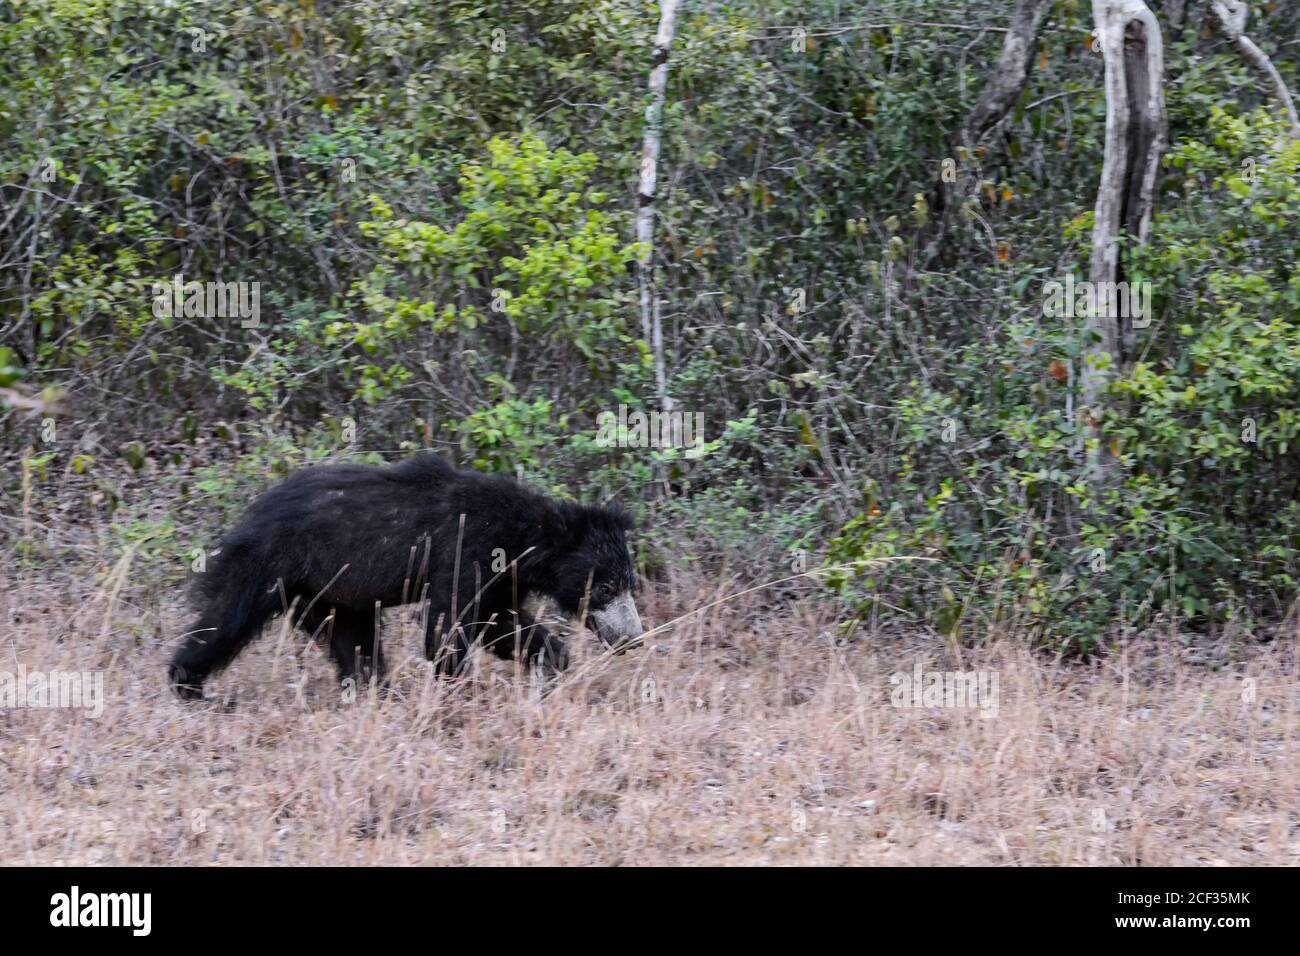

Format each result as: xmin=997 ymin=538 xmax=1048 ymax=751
xmin=1211 ymin=1 xmax=1300 ymax=137
xmin=1083 ymin=0 xmax=1167 ymax=482
xmin=637 ymin=0 xmax=682 ymax=418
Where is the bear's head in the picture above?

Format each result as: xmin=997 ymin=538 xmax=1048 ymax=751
xmin=541 ymin=501 xmax=643 ymax=652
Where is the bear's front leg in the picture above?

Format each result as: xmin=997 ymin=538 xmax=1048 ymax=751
xmin=481 ymin=609 xmax=569 ymax=676
xmin=422 ymin=598 xmax=473 ymax=677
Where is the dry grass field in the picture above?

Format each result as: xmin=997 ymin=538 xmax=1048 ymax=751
xmin=2 ymin=556 xmax=1298 ymax=866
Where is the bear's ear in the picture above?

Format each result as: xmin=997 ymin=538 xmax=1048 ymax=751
xmin=546 ymin=500 xmax=589 ymax=548
xmin=578 ymin=501 xmax=634 ymax=535
xmin=603 ymin=502 xmax=634 ymax=532
xmin=547 ymin=501 xmax=632 ymax=547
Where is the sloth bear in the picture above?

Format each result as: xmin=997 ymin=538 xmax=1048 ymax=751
xmin=168 ymin=454 xmax=642 ymax=699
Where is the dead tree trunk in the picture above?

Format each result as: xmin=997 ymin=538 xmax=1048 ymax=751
xmin=1083 ymin=0 xmax=1167 ymax=482
xmin=1165 ymin=0 xmax=1187 ymax=32
xmin=637 ymin=0 xmax=682 ymax=424
xmin=1211 ymin=1 xmax=1300 ymax=137
xmin=962 ymin=0 xmax=1055 ymax=145
xmin=921 ymin=0 xmax=1051 ymax=271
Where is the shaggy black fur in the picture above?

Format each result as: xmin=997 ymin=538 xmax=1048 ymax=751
xmin=168 ymin=454 xmax=636 ymax=699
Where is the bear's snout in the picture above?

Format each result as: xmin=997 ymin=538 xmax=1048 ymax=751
xmin=588 ymin=593 xmax=644 ymax=653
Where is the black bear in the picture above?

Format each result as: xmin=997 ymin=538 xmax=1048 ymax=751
xmin=168 ymin=454 xmax=642 ymax=699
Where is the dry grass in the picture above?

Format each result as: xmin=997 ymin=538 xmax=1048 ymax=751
xmin=2 ymin=558 xmax=1298 ymax=866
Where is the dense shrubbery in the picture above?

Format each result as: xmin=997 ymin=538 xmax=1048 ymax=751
xmin=830 ymin=109 xmax=1300 ymax=648
xmin=2 ymin=0 xmax=1298 ymax=649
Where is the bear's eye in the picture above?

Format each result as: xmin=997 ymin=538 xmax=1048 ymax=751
xmin=593 ymin=582 xmax=613 ymax=602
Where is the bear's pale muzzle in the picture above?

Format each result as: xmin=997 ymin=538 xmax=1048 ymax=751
xmin=589 ymin=593 xmax=643 ymax=653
